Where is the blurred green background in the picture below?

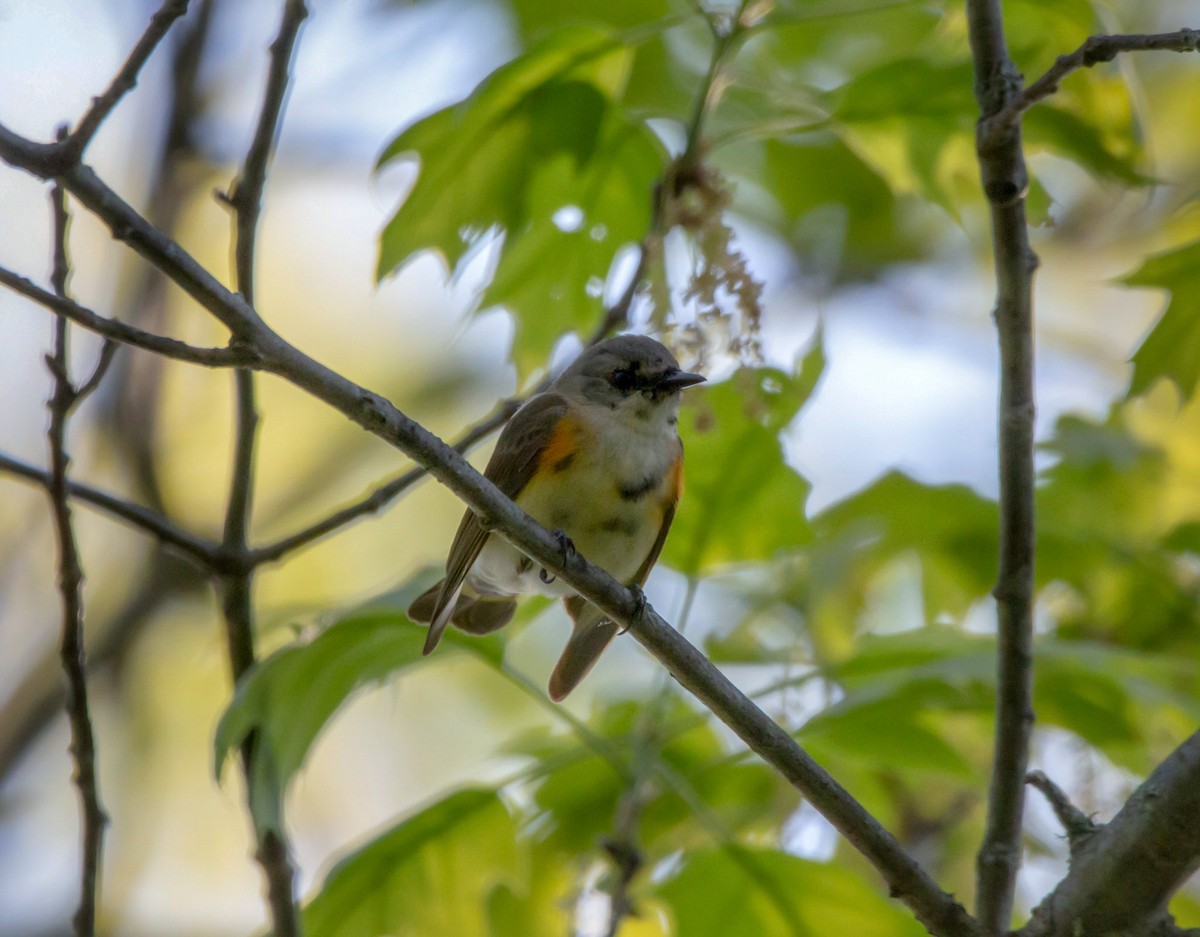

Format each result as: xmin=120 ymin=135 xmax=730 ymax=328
xmin=2 ymin=0 xmax=1200 ymax=934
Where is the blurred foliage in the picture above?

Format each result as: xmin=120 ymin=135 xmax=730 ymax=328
xmin=244 ymin=0 xmax=1200 ymax=931
xmin=9 ymin=0 xmax=1200 ymax=934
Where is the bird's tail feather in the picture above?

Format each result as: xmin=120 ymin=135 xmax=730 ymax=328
xmin=548 ymin=597 xmax=619 ymax=701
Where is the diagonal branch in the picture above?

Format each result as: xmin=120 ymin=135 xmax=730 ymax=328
xmin=46 ymin=180 xmax=109 ymax=937
xmin=61 ymin=0 xmax=193 ymax=163
xmin=0 ymin=265 xmax=253 ymax=367
xmin=982 ymin=28 xmax=1200 ymax=148
xmin=250 ymin=399 xmax=518 ymax=564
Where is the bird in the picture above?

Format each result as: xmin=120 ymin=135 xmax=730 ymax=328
xmin=407 ymin=334 xmax=705 ymax=701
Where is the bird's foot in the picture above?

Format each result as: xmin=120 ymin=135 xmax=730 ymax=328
xmin=539 ymin=530 xmax=576 ymax=584
xmin=619 ymin=584 xmax=647 ymax=633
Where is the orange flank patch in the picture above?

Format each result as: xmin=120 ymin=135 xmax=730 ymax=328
xmin=538 ymin=415 xmax=582 ymax=474
xmin=668 ymin=451 xmax=684 ymax=501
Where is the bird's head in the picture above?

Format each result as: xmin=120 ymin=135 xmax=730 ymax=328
xmin=554 ymin=335 xmax=706 ymax=420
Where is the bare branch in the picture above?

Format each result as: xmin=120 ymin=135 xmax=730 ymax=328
xmin=250 ymin=401 xmax=516 ymax=563
xmin=965 ymin=2 xmax=1038 ymax=932
xmin=62 ymin=0 xmax=193 ymax=162
xmin=219 ymin=5 xmax=309 ymax=937
xmin=982 ymin=29 xmax=1200 ymax=147
xmin=46 ymin=182 xmax=108 ymax=937
xmin=72 ymin=339 xmax=120 ymax=403
xmin=1025 ymin=770 xmax=1096 ymax=853
xmin=1021 ymin=731 xmax=1200 ymax=937
xmin=0 ymin=0 xmax=220 ymax=800
xmin=0 ymin=266 xmax=250 ymax=367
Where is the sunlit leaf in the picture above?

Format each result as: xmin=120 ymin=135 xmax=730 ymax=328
xmin=813 ymin=472 xmax=998 ymax=620
xmin=305 ymin=789 xmax=520 ymax=937
xmin=821 ymin=629 xmax=1199 ymax=772
xmin=376 ymin=25 xmax=663 ymax=372
xmin=1024 ymin=104 xmax=1150 ymax=187
xmin=486 ymin=850 xmax=576 ymax=937
xmin=657 ymin=847 xmax=925 ymax=937
xmin=504 ymin=0 xmax=688 ymax=115
xmin=1124 ymin=239 xmax=1200 ymax=397
xmin=214 ymin=581 xmax=502 ymax=831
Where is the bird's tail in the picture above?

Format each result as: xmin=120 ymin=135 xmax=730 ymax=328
xmin=548 ymin=596 xmax=619 ymax=701
xmin=408 ymin=580 xmax=516 ymax=654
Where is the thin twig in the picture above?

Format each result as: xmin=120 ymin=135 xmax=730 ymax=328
xmin=965 ymin=2 xmax=1038 ymax=933
xmin=250 ymin=398 xmax=518 ymax=563
xmin=1025 ymin=771 xmax=1096 ymax=852
xmin=62 ymin=0 xmax=193 ymax=163
xmin=0 ymin=452 xmax=219 ymax=564
xmin=0 ymin=266 xmax=253 ymax=367
xmin=46 ymin=181 xmax=109 ymax=937
xmin=982 ymin=29 xmax=1200 ymax=147
xmin=219 ymin=4 xmax=308 ymax=937
xmin=72 ymin=339 xmax=120 ymax=402
xmin=0 ymin=0 xmax=219 ymax=795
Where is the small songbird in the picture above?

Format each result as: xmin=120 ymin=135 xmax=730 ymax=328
xmin=408 ymin=335 xmax=705 ymax=700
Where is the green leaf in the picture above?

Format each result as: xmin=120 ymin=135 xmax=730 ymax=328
xmin=214 ymin=583 xmax=503 ymax=831
xmin=304 ymin=789 xmax=520 ymax=937
xmin=503 ymin=0 xmax=687 ymax=115
xmin=820 ymin=629 xmax=1200 ymax=772
xmin=757 ymin=135 xmax=912 ymax=273
xmin=486 ymin=850 xmax=575 ymax=937
xmin=666 ymin=352 xmax=820 ymax=575
xmin=519 ymin=698 xmax=789 ymax=855
xmin=814 ymin=472 xmax=998 ymax=620
xmin=829 ymin=58 xmax=977 ymax=215
xmin=1024 ymin=104 xmax=1150 ymax=187
xmin=799 ymin=706 xmax=976 ymax=780
xmin=1124 ymin=239 xmax=1200 ymax=397
xmin=480 ymin=107 xmax=662 ymax=372
xmin=657 ymin=847 xmax=924 ymax=937
xmin=376 ymin=25 xmax=663 ymax=372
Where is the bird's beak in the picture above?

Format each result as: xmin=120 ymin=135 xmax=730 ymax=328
xmin=659 ymin=368 xmax=707 ymax=391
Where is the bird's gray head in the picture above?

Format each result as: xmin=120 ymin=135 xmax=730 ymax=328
xmin=553 ymin=335 xmax=706 ymax=417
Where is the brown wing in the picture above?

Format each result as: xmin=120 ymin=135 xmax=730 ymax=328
xmin=422 ymin=392 xmax=573 ymax=653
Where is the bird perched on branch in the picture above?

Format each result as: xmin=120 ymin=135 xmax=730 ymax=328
xmin=408 ymin=335 xmax=705 ymax=700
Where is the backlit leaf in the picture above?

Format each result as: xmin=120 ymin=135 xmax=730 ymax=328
xmin=305 ymin=789 xmax=520 ymax=937
xmin=657 ymin=847 xmax=925 ymax=937
xmin=1124 ymin=239 xmax=1200 ymax=397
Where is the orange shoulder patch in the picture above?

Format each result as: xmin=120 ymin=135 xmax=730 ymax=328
xmin=538 ymin=414 xmax=582 ymax=474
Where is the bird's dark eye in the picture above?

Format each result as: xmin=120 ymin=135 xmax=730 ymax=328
xmin=610 ymin=366 xmax=637 ymax=391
